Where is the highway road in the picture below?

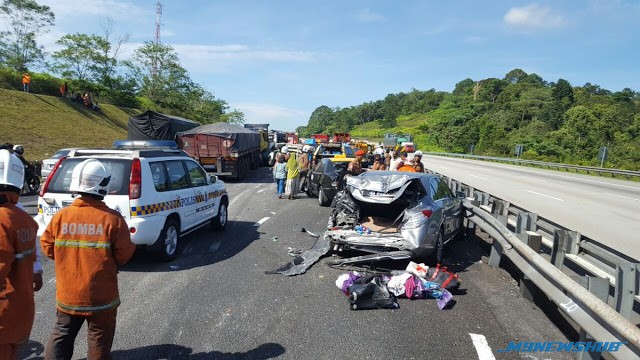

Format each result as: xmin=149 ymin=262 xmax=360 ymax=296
xmin=19 ymin=167 xmax=570 ymax=360
xmin=423 ymin=155 xmax=640 ymax=261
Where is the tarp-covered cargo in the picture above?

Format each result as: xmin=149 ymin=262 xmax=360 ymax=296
xmin=128 ymin=110 xmax=200 ymax=141
xmin=177 ymin=122 xmax=260 ymax=155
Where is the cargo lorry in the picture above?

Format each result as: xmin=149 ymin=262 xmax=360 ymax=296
xmin=177 ymin=123 xmax=261 ymax=180
xmin=244 ymin=123 xmax=271 ymax=165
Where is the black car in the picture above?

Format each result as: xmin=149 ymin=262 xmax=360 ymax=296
xmin=306 ymin=158 xmax=350 ymax=206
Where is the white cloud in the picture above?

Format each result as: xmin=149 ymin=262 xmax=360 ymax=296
xmin=40 ymin=0 xmax=148 ymax=19
xmin=233 ymin=103 xmax=308 ymax=131
xmin=356 ymin=8 xmax=386 ymax=23
xmin=172 ymin=44 xmax=316 ymax=63
xmin=504 ymin=4 xmax=566 ymax=29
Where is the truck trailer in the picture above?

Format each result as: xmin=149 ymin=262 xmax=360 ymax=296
xmin=177 ymin=123 xmax=261 ymax=180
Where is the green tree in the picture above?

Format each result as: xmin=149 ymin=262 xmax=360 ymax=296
xmin=306 ymin=105 xmax=334 ymax=134
xmin=0 ymin=0 xmax=54 ymax=71
xmin=504 ymin=68 xmax=527 ymax=84
xmin=51 ymin=33 xmax=109 ymax=82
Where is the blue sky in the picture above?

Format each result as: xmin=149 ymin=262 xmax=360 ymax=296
xmin=37 ymin=0 xmax=639 ymax=131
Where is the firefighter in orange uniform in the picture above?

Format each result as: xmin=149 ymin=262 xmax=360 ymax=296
xmin=0 ymin=149 xmax=39 ymax=360
xmin=41 ymin=159 xmax=135 ymax=360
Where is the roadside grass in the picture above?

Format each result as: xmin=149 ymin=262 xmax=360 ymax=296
xmin=0 ymin=88 xmax=140 ymax=161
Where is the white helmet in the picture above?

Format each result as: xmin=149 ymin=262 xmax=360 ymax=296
xmin=280 ymin=146 xmax=289 ymax=154
xmin=415 ymin=150 xmax=423 ymax=156
xmin=69 ymin=159 xmax=111 ymax=197
xmin=12 ymin=145 xmax=24 ymax=156
xmin=374 ymin=147 xmax=385 ymax=156
xmin=302 ymin=145 xmax=310 ymax=153
xmin=0 ymin=149 xmax=24 ymax=191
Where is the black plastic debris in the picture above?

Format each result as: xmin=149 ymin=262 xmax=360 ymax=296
xmin=265 ymin=236 xmax=331 ymax=276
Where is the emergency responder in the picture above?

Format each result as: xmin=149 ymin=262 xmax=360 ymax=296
xmin=414 ymin=150 xmax=425 ymax=172
xmin=347 ymin=150 xmax=365 ymax=176
xmin=0 ymin=149 xmax=39 ymax=360
xmin=41 ymin=159 xmax=136 ymax=360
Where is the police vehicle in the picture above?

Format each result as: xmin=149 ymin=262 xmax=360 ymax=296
xmin=34 ymin=140 xmax=229 ymax=261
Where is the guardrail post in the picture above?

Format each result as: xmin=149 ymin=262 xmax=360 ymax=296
xmin=462 ymin=185 xmax=474 ymax=198
xmin=551 ymin=230 xmax=568 ymax=270
xmin=515 ymin=212 xmax=537 ymax=234
xmin=524 ymin=231 xmax=542 ymax=253
xmin=474 ymin=192 xmax=489 ymax=206
xmin=614 ymin=263 xmax=639 ymax=319
xmin=488 ymin=241 xmax=503 ymax=268
xmin=490 ymin=199 xmax=509 ymax=226
xmin=577 ymin=275 xmax=610 ymax=360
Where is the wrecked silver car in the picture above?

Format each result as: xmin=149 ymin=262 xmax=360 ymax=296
xmin=326 ymin=171 xmax=464 ymax=267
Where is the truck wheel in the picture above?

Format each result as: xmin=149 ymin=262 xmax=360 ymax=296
xmin=152 ymin=218 xmax=180 ymax=261
xmin=212 ymin=200 xmax=228 ymax=231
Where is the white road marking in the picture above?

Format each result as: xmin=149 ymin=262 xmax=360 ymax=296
xmin=520 ymin=175 xmax=546 ymax=182
xmin=257 ymin=189 xmax=265 ymax=193
xmin=270 ymin=211 xmax=276 ymax=215
xmin=469 ymin=333 xmax=496 ymax=360
xmin=605 ymin=192 xmax=640 ymax=202
xmin=470 ymin=174 xmax=488 ymax=180
xmin=229 ymin=188 xmax=252 ymax=207
xmin=253 ymin=217 xmax=270 ymax=226
xmin=47 ymin=277 xmax=56 ymax=284
xmin=526 ymin=190 xmax=565 ymax=202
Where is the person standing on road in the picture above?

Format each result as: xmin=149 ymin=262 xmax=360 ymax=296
xmin=298 ymin=146 xmax=311 ymax=193
xmin=41 ymin=159 xmax=135 ymax=360
xmin=285 ymin=150 xmax=300 ymax=200
xmin=413 ymin=151 xmax=425 ymax=173
xmin=371 ymin=154 xmax=386 ymax=170
xmin=22 ymin=72 xmax=31 ymax=93
xmin=0 ymin=149 xmax=39 ymax=360
xmin=273 ymin=154 xmax=287 ymax=199
xmin=347 ymin=150 xmax=365 ymax=176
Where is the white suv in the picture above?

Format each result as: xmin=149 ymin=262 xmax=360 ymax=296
xmin=34 ymin=142 xmax=229 ymax=261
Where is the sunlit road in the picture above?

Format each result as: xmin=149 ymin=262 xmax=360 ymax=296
xmin=21 ymin=168 xmax=569 ymax=360
xmin=423 ymin=155 xmax=640 ymax=260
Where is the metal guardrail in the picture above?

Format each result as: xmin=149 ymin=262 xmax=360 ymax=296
xmin=425 ymin=152 xmax=640 ymax=178
xmin=428 ymin=172 xmax=640 ymax=359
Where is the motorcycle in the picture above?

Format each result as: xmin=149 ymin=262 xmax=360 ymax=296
xmin=22 ymin=163 xmax=41 ymax=195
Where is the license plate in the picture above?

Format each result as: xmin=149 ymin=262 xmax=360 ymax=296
xmin=200 ymin=157 xmax=217 ymax=165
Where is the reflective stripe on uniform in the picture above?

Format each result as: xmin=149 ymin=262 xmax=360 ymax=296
xmin=56 ymin=298 xmax=121 ymax=313
xmin=14 ymin=248 xmax=34 ymax=259
xmin=54 ymin=240 xmax=111 ymax=249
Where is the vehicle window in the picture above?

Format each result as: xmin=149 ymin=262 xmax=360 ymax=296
xmin=323 ymin=160 xmax=335 ymax=174
xmin=46 ymin=158 xmax=131 ymax=195
xmin=165 ymin=160 xmax=190 ymax=190
xmin=433 ymin=178 xmax=453 ymax=200
xmin=429 ymin=178 xmax=439 ymax=200
xmin=149 ymin=162 xmax=169 ymax=192
xmin=52 ymin=150 xmax=70 ymax=159
xmin=185 ymin=160 xmax=208 ymax=187
xmin=344 ymin=146 xmax=354 ymax=156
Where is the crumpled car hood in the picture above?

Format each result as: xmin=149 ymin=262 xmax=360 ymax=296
xmin=346 ymin=173 xmax=414 ymax=204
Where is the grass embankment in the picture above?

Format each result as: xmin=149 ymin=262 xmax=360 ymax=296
xmin=0 ymin=88 xmax=140 ymax=161
xmin=350 ymin=113 xmax=445 ymax=152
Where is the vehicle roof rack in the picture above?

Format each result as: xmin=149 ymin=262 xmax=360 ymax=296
xmin=112 ymin=140 xmax=178 ymax=150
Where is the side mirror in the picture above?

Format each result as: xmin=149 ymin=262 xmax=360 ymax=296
xmin=455 ymin=191 xmax=466 ymax=199
xmin=209 ymin=175 xmax=218 ymax=184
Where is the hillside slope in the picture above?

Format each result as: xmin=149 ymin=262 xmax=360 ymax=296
xmin=0 ymin=89 xmax=141 ymax=161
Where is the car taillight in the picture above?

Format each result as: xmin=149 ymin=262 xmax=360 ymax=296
xmin=421 ymin=209 xmax=433 ymax=218
xmin=129 ymin=158 xmax=141 ymax=199
xmin=40 ymin=157 xmax=66 ymax=197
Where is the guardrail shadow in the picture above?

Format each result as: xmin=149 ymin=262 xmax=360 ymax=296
xmin=219 ymin=167 xmax=275 ymax=185
xmin=122 ymin=220 xmax=260 ymax=273
xmin=110 ymin=343 xmax=286 ymax=360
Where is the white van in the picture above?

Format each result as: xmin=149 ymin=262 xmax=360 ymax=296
xmin=34 ymin=143 xmax=228 ymax=261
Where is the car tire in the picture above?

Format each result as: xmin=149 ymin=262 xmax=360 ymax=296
xmin=427 ymin=230 xmax=445 ymax=265
xmin=212 ymin=200 xmax=228 ymax=231
xmin=153 ymin=218 xmax=180 ymax=261
xmin=318 ymin=187 xmax=329 ymax=207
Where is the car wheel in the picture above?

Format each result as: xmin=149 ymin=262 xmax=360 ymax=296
xmin=212 ymin=201 xmax=228 ymax=231
xmin=427 ymin=230 xmax=445 ymax=265
xmin=153 ymin=218 xmax=180 ymax=261
xmin=318 ymin=187 xmax=329 ymax=207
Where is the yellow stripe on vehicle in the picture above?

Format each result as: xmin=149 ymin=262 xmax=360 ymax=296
xmin=130 ymin=190 xmax=226 ymax=217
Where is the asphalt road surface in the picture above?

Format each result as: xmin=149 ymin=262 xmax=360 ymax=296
xmin=423 ymin=155 xmax=640 ymax=261
xmin=20 ymin=168 xmax=571 ymax=360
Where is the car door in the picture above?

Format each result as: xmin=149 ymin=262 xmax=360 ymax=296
xmin=309 ymin=160 xmax=326 ymax=196
xmin=184 ymin=159 xmax=217 ymax=225
xmin=431 ymin=177 xmax=461 ymax=240
xmin=164 ymin=160 xmax=197 ymax=231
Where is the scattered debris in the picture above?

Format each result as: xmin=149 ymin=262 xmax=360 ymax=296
xmin=272 ymin=237 xmax=278 ymax=242
xmin=265 ymin=236 xmax=331 ymax=276
xmin=301 ymin=227 xmax=319 ymax=238
xmin=170 ymin=265 xmax=180 ymax=270
xmin=287 ymin=247 xmax=303 ymax=257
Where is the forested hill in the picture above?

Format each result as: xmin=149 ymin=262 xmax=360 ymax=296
xmin=298 ymin=69 xmax=640 ymax=170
